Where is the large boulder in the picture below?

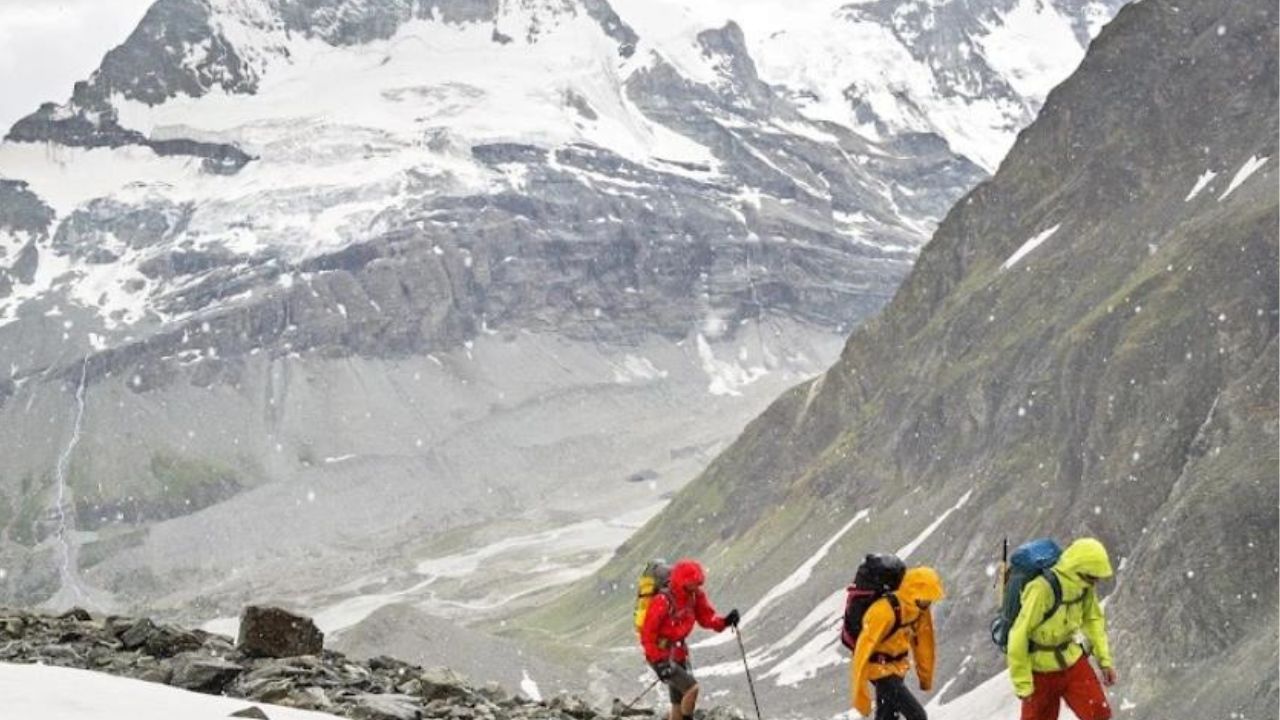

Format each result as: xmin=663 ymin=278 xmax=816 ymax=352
xmin=236 ymin=606 xmax=324 ymax=658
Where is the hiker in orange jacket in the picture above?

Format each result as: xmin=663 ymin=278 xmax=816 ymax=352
xmin=640 ymin=559 xmax=739 ymax=720
xmin=850 ymin=567 xmax=945 ymax=720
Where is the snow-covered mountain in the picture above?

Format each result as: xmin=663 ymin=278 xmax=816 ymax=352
xmin=0 ymin=0 xmax=1123 ymax=621
xmin=0 ymin=0 xmax=1124 ymax=354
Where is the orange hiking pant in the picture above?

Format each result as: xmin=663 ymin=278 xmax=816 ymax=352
xmin=1020 ymin=656 xmax=1112 ymax=720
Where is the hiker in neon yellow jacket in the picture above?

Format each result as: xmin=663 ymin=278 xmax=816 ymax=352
xmin=1007 ymin=538 xmax=1117 ymax=720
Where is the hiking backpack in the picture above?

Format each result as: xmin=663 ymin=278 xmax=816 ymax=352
xmin=990 ymin=538 xmax=1066 ymax=652
xmin=634 ymin=560 xmax=672 ymax=635
xmin=840 ymin=553 xmax=907 ymax=651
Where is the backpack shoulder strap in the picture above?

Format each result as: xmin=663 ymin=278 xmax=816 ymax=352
xmin=882 ymin=593 xmax=904 ymax=640
xmin=1038 ymin=569 xmax=1064 ymax=625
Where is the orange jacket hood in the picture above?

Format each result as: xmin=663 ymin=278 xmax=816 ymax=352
xmin=898 ymin=567 xmax=945 ymax=605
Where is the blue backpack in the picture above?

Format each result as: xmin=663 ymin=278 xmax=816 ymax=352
xmin=990 ymin=538 xmax=1065 ymax=653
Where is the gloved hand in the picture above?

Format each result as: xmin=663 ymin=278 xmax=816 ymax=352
xmin=724 ymin=609 xmax=740 ymax=628
xmin=653 ymin=661 xmax=675 ymax=681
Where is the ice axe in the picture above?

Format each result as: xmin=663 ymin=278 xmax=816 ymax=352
xmin=733 ymin=626 xmax=764 ymax=720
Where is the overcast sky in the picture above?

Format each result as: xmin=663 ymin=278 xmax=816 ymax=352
xmin=0 ymin=0 xmax=154 ymax=136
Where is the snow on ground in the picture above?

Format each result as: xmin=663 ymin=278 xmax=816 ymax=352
xmin=695 ymin=333 xmax=769 ymax=396
xmin=520 ymin=669 xmax=544 ymax=702
xmin=2 ymin=7 xmax=722 ymax=277
xmin=897 ymin=490 xmax=972 ymax=560
xmin=611 ymin=0 xmax=1112 ymax=171
xmin=826 ymin=668 xmax=1086 ymax=720
xmin=925 ymin=669 xmax=1083 ymax=720
xmin=974 ymin=0 xmax=1083 ymax=100
xmin=1218 ymin=155 xmax=1268 ymax=200
xmin=1184 ymin=169 xmax=1218 ymax=201
xmin=612 ymin=354 xmax=668 ymax=384
xmin=695 ymin=509 xmax=870 ymax=650
xmin=1001 ymin=224 xmax=1061 ymax=270
xmin=748 ymin=491 xmax=974 ymax=686
xmin=206 ymin=504 xmax=666 ymax=638
xmin=117 ymin=14 xmax=716 ymax=171
xmin=0 ymin=235 xmax=73 ymax=328
xmin=0 ymin=662 xmax=344 ymax=720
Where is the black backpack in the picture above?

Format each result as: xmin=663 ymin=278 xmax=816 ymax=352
xmin=840 ymin=553 xmax=907 ymax=650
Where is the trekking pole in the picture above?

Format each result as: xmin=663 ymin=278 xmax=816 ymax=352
xmin=997 ymin=537 xmax=1009 ymax=598
xmin=612 ymin=678 xmax=659 ymax=718
xmin=733 ymin=627 xmax=764 ymax=720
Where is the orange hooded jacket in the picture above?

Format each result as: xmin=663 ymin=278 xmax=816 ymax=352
xmin=849 ymin=567 xmax=945 ymax=717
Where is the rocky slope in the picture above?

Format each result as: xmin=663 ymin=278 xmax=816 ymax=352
xmin=0 ymin=0 xmax=1120 ymax=624
xmin=530 ymin=1 xmax=1279 ymax=718
xmin=0 ymin=606 xmax=717 ymax=720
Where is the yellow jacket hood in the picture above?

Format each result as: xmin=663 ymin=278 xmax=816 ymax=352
xmin=1056 ymin=538 xmax=1113 ymax=583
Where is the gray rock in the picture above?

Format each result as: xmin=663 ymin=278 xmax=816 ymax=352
xmin=229 ymin=708 xmax=271 ymax=719
xmin=144 ymin=625 xmax=203 ymax=658
xmin=275 ymin=686 xmax=332 ymax=711
xmin=351 ymin=693 xmax=424 ymax=720
xmin=118 ymin=618 xmax=158 ymax=650
xmin=134 ymin=660 xmax=174 ymax=685
xmin=0 ymin=616 xmax=26 ymax=637
xmin=171 ymin=652 xmax=244 ymax=692
xmin=419 ymin=666 xmax=470 ymax=702
xmin=57 ymin=607 xmax=92 ymax=622
xmin=236 ymin=606 xmax=324 ymax=658
xmin=238 ymin=677 xmax=293 ymax=703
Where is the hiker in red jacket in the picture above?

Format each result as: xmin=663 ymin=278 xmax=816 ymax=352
xmin=640 ymin=559 xmax=740 ymax=720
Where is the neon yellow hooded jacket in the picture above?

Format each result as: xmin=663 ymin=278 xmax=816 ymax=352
xmin=1007 ymin=538 xmax=1114 ymax=698
xmin=850 ymin=567 xmax=945 ymax=717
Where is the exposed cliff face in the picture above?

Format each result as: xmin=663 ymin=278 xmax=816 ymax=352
xmin=533 ymin=1 xmax=1278 ymax=718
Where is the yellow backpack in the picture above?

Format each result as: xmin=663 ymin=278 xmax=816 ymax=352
xmin=634 ymin=560 xmax=672 ymax=635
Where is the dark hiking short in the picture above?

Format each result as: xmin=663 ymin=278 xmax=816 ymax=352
xmin=653 ymin=660 xmax=697 ymax=703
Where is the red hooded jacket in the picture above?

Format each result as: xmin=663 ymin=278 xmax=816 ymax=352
xmin=640 ymin=560 xmax=728 ymax=663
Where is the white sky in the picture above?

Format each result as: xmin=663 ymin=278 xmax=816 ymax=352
xmin=0 ymin=0 xmax=154 ymax=137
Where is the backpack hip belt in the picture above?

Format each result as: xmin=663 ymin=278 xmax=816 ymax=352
xmin=869 ymin=651 xmax=909 ymax=665
xmin=1029 ymin=639 xmax=1077 ymax=670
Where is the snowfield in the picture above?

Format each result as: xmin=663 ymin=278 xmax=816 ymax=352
xmin=0 ymin=662 xmax=345 ymax=720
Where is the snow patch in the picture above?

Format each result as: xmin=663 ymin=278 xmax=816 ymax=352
xmin=756 ymin=491 xmax=973 ymax=687
xmin=695 ymin=509 xmax=870 ymax=649
xmin=1183 ymin=169 xmax=1217 ymax=201
xmin=925 ymin=669 xmax=1025 ymax=719
xmin=305 ymin=505 xmax=664 ymax=634
xmin=1218 ymin=155 xmax=1268 ymax=201
xmin=897 ymin=490 xmax=973 ymax=560
xmin=520 ymin=669 xmax=543 ymax=701
xmin=613 ymin=354 xmax=668 ymax=384
xmin=1000 ymin=224 xmax=1061 ymax=270
xmin=695 ymin=333 xmax=768 ymax=396
xmin=0 ymin=662 xmax=344 ymax=720
xmin=975 ymin=0 xmax=1082 ymax=99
